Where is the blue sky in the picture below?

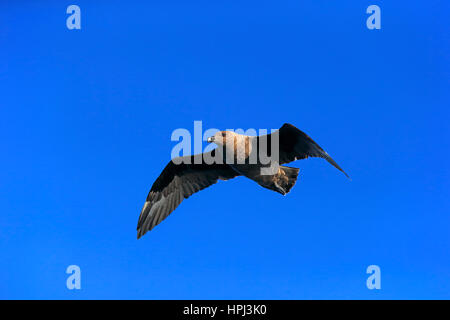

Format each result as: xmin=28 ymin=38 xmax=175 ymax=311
xmin=0 ymin=0 xmax=449 ymax=299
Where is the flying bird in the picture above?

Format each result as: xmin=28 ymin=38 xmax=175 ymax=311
xmin=137 ymin=123 xmax=349 ymax=238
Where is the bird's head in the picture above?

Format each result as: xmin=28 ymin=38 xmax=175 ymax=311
xmin=207 ymin=131 xmax=238 ymax=147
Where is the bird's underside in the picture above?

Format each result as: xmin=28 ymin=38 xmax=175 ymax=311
xmin=136 ymin=123 xmax=349 ymax=238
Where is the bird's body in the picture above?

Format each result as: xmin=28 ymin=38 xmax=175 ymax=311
xmin=137 ymin=123 xmax=349 ymax=238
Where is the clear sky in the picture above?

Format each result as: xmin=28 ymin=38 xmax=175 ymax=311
xmin=0 ymin=0 xmax=449 ymax=299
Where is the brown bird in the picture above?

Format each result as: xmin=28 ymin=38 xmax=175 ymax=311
xmin=137 ymin=123 xmax=349 ymax=238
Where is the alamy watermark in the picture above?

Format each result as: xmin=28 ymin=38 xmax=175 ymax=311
xmin=66 ymin=265 xmax=81 ymax=290
xmin=64 ymin=5 xmax=380 ymax=31
xmin=366 ymin=5 xmax=381 ymax=30
xmin=169 ymin=121 xmax=280 ymax=175
xmin=66 ymin=5 xmax=81 ymax=30
xmin=366 ymin=265 xmax=381 ymax=290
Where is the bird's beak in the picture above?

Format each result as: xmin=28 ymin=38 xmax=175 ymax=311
xmin=207 ymin=136 xmax=215 ymax=143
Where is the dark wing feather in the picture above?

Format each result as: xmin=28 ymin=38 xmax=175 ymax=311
xmin=137 ymin=150 xmax=239 ymax=238
xmin=268 ymin=123 xmax=349 ymax=178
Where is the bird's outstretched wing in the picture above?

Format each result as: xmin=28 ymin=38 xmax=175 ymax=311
xmin=265 ymin=123 xmax=349 ymax=178
xmin=137 ymin=150 xmax=239 ymax=238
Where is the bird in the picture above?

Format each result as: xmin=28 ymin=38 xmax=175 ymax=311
xmin=137 ymin=123 xmax=349 ymax=238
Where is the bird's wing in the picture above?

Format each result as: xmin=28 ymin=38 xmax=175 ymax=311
xmin=137 ymin=150 xmax=239 ymax=238
xmin=265 ymin=123 xmax=349 ymax=178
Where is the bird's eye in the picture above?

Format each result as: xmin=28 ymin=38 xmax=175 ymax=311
xmin=222 ymin=132 xmax=226 ymax=137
